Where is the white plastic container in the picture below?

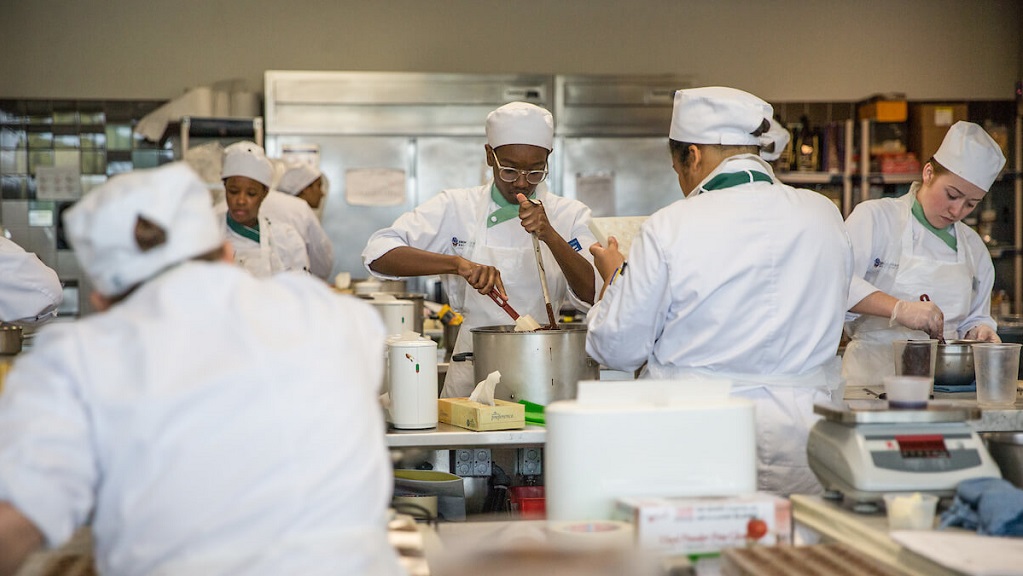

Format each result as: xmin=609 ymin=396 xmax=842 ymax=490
xmin=387 ymin=335 xmax=438 ymax=430
xmin=369 ymin=299 xmax=415 ymax=337
xmin=883 ymin=492 xmax=938 ymax=530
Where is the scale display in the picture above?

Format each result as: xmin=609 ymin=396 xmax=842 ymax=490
xmin=894 ymin=434 xmax=949 ymax=459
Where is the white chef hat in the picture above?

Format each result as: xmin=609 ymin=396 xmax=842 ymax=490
xmin=221 ymin=141 xmax=273 ymax=187
xmin=670 ymin=87 xmax=773 ymax=146
xmin=932 ymin=121 xmax=1006 ymax=192
xmin=759 ymin=118 xmax=791 ymax=162
xmin=277 ymin=162 xmax=323 ymax=195
xmin=485 ymin=102 xmax=554 ymax=151
xmin=63 ymin=162 xmax=222 ymax=297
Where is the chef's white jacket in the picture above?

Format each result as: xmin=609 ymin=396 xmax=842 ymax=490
xmin=261 ymin=190 xmax=335 ymax=280
xmin=844 ymin=183 xmax=996 ymax=333
xmin=363 ymin=183 xmax=598 ymax=395
xmin=586 ymin=155 xmax=854 ymax=494
xmin=0 ymin=237 xmax=62 ymax=324
xmin=0 ymin=262 xmax=403 ymax=576
xmin=215 ymin=202 xmax=312 ymax=278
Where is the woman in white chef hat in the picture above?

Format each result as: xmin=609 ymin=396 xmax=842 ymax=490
xmin=363 ymin=101 xmax=599 ymax=398
xmin=842 ymin=121 xmax=1007 ymax=387
xmin=0 ymin=162 xmax=403 ymax=576
xmin=217 ymin=141 xmax=312 ymax=278
xmin=587 ymin=86 xmax=853 ymax=495
xmin=260 ymin=159 xmax=334 ymax=280
xmin=278 ymin=161 xmax=326 ymax=212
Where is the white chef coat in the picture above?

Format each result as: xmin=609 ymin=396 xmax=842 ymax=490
xmin=261 ymin=190 xmax=335 ymax=280
xmin=363 ymin=182 xmax=599 ymax=397
xmin=0 ymin=261 xmax=403 ymax=576
xmin=586 ymin=154 xmax=854 ymax=495
xmin=215 ymin=202 xmax=311 ymax=278
xmin=0 ymin=236 xmax=62 ymax=325
xmin=842 ymin=183 xmax=996 ymax=386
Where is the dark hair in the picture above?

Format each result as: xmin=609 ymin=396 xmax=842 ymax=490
xmin=134 ymin=216 xmax=167 ymax=252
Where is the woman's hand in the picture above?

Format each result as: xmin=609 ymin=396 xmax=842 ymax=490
xmin=589 ymin=236 xmax=625 ymax=282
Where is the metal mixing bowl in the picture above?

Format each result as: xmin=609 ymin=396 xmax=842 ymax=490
xmin=934 ymin=339 xmax=980 ymax=387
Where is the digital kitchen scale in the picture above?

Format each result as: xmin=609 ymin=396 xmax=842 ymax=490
xmin=807 ymin=401 xmax=1002 ymax=509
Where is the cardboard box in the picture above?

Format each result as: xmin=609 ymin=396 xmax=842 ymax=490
xmin=438 ymin=398 xmax=525 ymax=431
xmin=858 ymin=99 xmax=908 ymax=122
xmin=614 ymin=493 xmax=791 ymax=557
xmin=910 ymin=103 xmax=968 ymax=162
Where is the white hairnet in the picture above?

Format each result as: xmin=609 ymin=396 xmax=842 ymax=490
xmin=277 ymin=162 xmax=323 ymax=196
xmin=485 ymin=102 xmax=554 ymax=151
xmin=221 ymin=141 xmax=273 ymax=187
xmin=933 ymin=121 xmax=1006 ymax=191
xmin=670 ymin=87 xmax=773 ymax=146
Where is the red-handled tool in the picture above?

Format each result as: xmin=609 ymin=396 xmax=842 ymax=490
xmin=487 ymin=288 xmax=520 ymax=321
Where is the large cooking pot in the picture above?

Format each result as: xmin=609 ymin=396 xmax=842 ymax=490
xmin=470 ymin=325 xmax=598 ymax=405
xmin=934 ymin=339 xmax=979 ymax=387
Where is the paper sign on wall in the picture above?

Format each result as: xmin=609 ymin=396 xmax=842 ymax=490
xmin=281 ymin=144 xmax=320 ymax=169
xmin=576 ymin=172 xmax=616 ymax=217
xmin=35 ymin=166 xmax=82 ymax=201
xmin=345 ymin=168 xmax=407 ymax=206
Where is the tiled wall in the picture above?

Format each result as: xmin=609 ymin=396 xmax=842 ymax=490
xmin=0 ymin=99 xmax=168 ymax=315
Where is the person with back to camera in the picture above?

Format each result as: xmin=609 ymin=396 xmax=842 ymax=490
xmin=586 ymin=87 xmax=854 ymax=496
xmin=0 ymin=162 xmax=403 ymax=575
xmin=0 ymin=236 xmax=62 ymax=326
xmin=842 ymin=121 xmax=1006 ymax=388
xmin=363 ymin=101 xmax=599 ymax=398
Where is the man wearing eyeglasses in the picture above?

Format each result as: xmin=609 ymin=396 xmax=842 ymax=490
xmin=363 ymin=102 xmax=599 ymax=398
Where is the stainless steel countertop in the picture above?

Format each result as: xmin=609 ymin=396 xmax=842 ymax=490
xmin=386 ymin=422 xmax=545 ymax=449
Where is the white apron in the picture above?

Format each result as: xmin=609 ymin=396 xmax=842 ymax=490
xmin=443 ymin=190 xmax=560 ymax=397
xmin=843 ymin=202 xmax=973 ymax=388
xmin=644 ymin=359 xmax=842 ymax=495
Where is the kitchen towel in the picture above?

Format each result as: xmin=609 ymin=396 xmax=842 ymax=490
xmin=939 ymin=476 xmax=1023 ymax=536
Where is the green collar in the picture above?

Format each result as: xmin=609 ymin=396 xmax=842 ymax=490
xmin=226 ymin=214 xmax=260 ymax=243
xmin=487 ymin=185 xmax=534 ymax=228
xmin=701 ymin=170 xmax=773 ymax=192
xmin=911 ymin=200 xmax=956 ymax=251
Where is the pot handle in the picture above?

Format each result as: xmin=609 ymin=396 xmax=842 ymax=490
xmin=451 ymin=352 xmax=473 ymax=363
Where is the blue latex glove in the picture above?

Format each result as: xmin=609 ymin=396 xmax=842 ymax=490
xmin=939 ymin=477 xmax=1023 ymax=536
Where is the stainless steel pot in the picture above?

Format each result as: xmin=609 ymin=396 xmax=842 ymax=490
xmin=982 ymin=432 xmax=1023 ymax=489
xmin=470 ymin=325 xmax=598 ymax=405
xmin=934 ymin=339 xmax=979 ymax=387
xmin=0 ymin=325 xmax=22 ymax=355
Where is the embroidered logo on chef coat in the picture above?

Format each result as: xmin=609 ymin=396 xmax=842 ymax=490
xmin=452 ymin=237 xmax=468 ymax=249
xmin=873 ymin=258 xmax=897 ymax=271
xmin=568 ymin=238 xmax=582 ymax=252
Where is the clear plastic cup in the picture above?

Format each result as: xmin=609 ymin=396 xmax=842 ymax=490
xmin=883 ymin=375 xmax=932 ymax=409
xmin=974 ymin=343 xmax=1022 ymax=409
xmin=883 ymin=492 xmax=938 ymax=530
xmin=892 ymin=339 xmax=937 ymax=395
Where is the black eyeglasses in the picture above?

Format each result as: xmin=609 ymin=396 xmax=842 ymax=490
xmin=491 ymin=151 xmax=548 ymax=185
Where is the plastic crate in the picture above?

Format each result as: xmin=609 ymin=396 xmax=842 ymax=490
xmin=509 ymin=486 xmax=545 ymax=519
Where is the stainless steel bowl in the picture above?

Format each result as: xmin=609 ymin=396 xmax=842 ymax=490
xmin=982 ymin=432 xmax=1023 ymax=489
xmin=934 ymin=339 xmax=979 ymax=387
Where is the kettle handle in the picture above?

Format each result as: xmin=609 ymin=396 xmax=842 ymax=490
xmin=451 ymin=352 xmax=474 ymax=363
